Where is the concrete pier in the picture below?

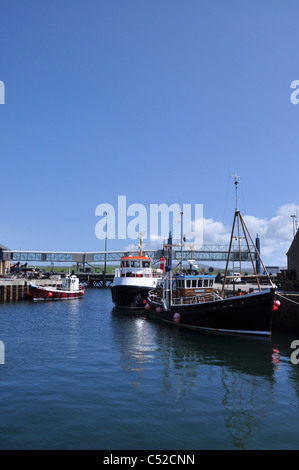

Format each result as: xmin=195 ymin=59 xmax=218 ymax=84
xmin=272 ymin=292 xmax=299 ymax=333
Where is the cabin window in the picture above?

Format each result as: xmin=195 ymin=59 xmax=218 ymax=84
xmin=203 ymin=279 xmax=209 ymax=287
xmin=187 ymin=280 xmax=191 ymax=288
xmin=131 ymin=261 xmax=140 ymax=267
xmin=192 ymin=279 xmax=197 ymax=288
xmin=122 ymin=261 xmax=130 ymax=267
xmin=142 ymin=261 xmax=150 ymax=267
xmin=198 ymin=279 xmax=202 ymax=288
xmin=209 ymin=279 xmax=214 ymax=287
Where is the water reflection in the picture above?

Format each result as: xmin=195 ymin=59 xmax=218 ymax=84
xmin=41 ymin=297 xmax=83 ymax=358
xmin=112 ymin=309 xmax=276 ymax=374
xmin=221 ymin=369 xmax=273 ymax=449
xmin=111 ymin=308 xmax=158 ymax=375
xmin=111 ymin=308 xmax=282 ymax=449
xmin=271 ymin=331 xmax=299 ymax=404
xmin=65 ymin=299 xmax=82 ymax=357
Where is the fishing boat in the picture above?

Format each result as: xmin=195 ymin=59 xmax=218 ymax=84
xmin=111 ymin=236 xmax=163 ymax=309
xmin=28 ymin=274 xmax=84 ymax=301
xmin=145 ymin=176 xmax=279 ymax=337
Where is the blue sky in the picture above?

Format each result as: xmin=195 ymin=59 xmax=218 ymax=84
xmin=1 ymin=0 xmax=299 ymax=266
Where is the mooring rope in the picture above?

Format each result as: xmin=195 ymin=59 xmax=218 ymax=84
xmin=277 ymin=292 xmax=299 ymax=305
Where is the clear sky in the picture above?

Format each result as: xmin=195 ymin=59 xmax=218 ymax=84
xmin=1 ymin=0 xmax=299 ymax=266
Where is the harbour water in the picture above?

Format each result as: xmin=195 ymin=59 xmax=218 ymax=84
xmin=1 ymin=288 xmax=299 ymax=450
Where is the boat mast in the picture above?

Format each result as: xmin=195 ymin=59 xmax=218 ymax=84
xmin=138 ymin=232 xmax=143 ymax=256
xmin=234 ymin=173 xmax=242 ymax=277
xmin=162 ymin=232 xmax=173 ymax=310
xmin=221 ymin=174 xmax=242 ymax=297
xmin=234 ymin=172 xmax=240 ymax=212
xmin=221 ymin=208 xmax=237 ymax=298
xmin=221 ymin=174 xmax=274 ymax=298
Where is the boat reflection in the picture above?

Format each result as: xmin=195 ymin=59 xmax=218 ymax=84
xmin=111 ymin=307 xmax=277 ymax=376
xmin=111 ymin=307 xmax=289 ymax=449
xmin=111 ymin=307 xmax=159 ymax=375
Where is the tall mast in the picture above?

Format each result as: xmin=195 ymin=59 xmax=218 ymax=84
xmin=232 ymin=171 xmax=241 ymax=211
xmin=232 ymin=174 xmax=263 ymax=287
xmin=138 ymin=232 xmax=143 ymax=256
xmin=232 ymin=172 xmax=242 ymax=276
xmin=221 ymin=174 xmax=274 ymax=298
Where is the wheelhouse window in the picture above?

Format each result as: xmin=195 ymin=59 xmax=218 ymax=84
xmin=131 ymin=260 xmax=140 ymax=268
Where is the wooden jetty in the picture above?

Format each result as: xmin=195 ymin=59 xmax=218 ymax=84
xmin=76 ymin=272 xmax=114 ymax=288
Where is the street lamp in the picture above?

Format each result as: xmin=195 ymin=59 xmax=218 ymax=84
xmin=104 ymin=211 xmax=108 ymax=277
xmin=180 ymin=211 xmax=183 ymax=267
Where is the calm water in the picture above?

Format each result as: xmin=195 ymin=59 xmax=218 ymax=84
xmin=1 ymin=288 xmax=299 ymax=450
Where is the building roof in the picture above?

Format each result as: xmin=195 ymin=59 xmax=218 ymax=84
xmin=0 ymin=243 xmax=10 ymax=251
xmin=287 ymin=229 xmax=299 ymax=256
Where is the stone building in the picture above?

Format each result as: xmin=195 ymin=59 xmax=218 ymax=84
xmin=287 ymin=229 xmax=299 ymax=280
xmin=0 ymin=243 xmax=10 ymax=275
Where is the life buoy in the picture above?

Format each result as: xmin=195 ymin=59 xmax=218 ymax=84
xmin=173 ymin=313 xmax=180 ymax=324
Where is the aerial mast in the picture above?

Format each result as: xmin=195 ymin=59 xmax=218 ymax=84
xmin=232 ymin=171 xmax=241 ymax=212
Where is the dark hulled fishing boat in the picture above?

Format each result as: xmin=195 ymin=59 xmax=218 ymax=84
xmin=145 ymin=176 xmax=279 ymax=337
xmin=147 ymin=273 xmax=275 ymax=336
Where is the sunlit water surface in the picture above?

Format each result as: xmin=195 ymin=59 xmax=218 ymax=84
xmin=1 ymin=288 xmax=299 ymax=450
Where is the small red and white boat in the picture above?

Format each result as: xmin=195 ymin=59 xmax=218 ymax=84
xmin=28 ymin=274 xmax=84 ymax=301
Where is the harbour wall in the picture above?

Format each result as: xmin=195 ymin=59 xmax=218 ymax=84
xmin=272 ymin=292 xmax=299 ymax=333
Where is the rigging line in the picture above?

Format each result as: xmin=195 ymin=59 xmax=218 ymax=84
xmin=276 ymin=293 xmax=299 ymax=305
